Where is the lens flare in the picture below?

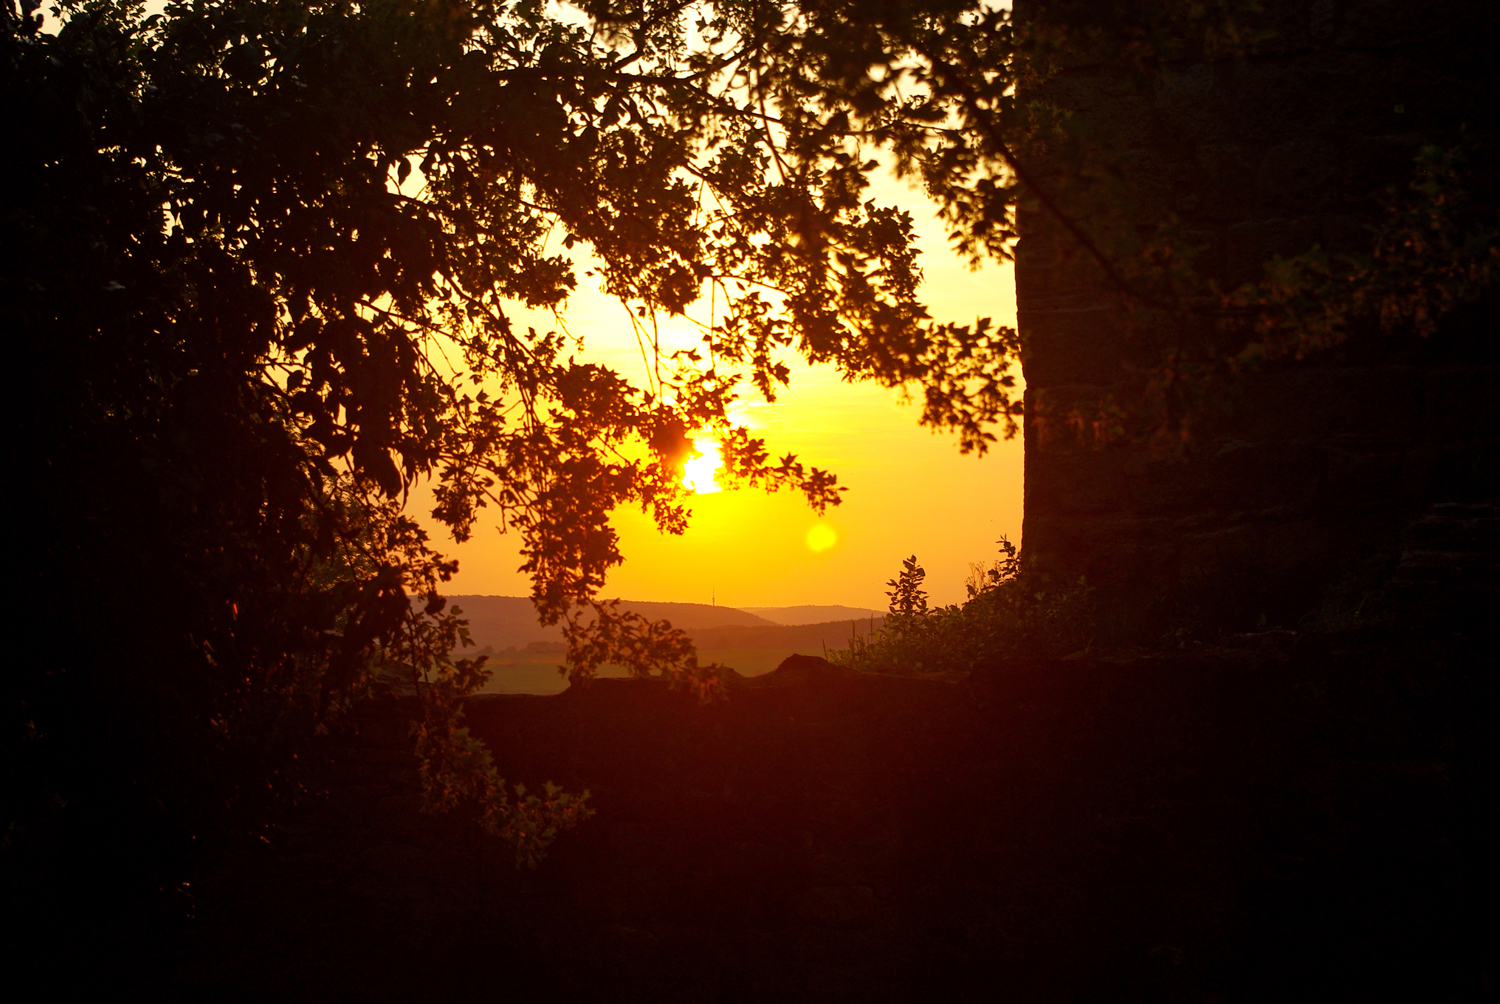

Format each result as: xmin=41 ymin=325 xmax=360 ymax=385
xmin=682 ymin=439 xmax=723 ymax=494
xmin=806 ymin=523 xmax=837 ymax=552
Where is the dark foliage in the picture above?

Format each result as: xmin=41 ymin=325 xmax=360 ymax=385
xmin=831 ymin=538 xmax=1094 ymax=673
xmin=6 ymin=0 xmax=1492 ymax=959
xmin=3 ymin=0 xmax=1041 ymax=915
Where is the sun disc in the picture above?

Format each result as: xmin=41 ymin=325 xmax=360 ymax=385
xmin=682 ymin=439 xmax=723 ymax=494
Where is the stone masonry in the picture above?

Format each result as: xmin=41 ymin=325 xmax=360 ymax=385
xmin=1016 ymin=0 xmax=1500 ymax=636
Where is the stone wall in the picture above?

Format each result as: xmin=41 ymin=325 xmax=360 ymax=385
xmin=67 ymin=642 xmax=1484 ymax=1002
xmin=1016 ymin=0 xmax=1500 ymax=636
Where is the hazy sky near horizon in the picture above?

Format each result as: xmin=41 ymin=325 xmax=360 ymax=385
xmin=411 ymin=167 xmax=1023 ymax=611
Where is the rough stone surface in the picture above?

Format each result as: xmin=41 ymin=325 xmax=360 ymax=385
xmin=1016 ymin=0 xmax=1500 ymax=636
xmin=84 ymin=641 xmax=1488 ymax=1001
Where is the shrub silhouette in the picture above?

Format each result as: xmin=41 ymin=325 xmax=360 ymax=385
xmin=831 ymin=538 xmax=1094 ymax=674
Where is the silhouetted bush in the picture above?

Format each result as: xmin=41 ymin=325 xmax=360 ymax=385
xmin=830 ymin=538 xmax=1094 ymax=673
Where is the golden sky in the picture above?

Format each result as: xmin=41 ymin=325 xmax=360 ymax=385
xmin=411 ymin=170 xmax=1022 ymax=610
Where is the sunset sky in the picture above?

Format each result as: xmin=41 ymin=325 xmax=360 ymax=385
xmin=63 ymin=1 xmax=1025 ymax=612
xmin=412 ymin=170 xmax=1023 ymax=610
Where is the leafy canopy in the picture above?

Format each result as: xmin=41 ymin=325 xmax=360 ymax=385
xmin=6 ymin=0 xmax=1046 ymax=879
xmin=17 ymin=0 xmax=1468 ymax=882
xmin=11 ymin=0 xmax=1035 ymax=618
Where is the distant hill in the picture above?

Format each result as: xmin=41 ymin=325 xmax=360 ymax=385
xmin=606 ymin=600 xmax=775 ymax=630
xmin=444 ymin=595 xmax=775 ymax=652
xmin=687 ymin=617 xmax=886 ymax=654
xmin=738 ymin=604 xmax=885 ymax=626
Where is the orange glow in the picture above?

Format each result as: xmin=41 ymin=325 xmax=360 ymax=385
xmin=408 ymin=166 xmax=1022 ymax=609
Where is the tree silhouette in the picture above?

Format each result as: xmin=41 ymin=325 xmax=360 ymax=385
xmin=4 ymin=0 xmax=1033 ymax=893
xmin=8 ymin=0 xmax=1492 ymax=904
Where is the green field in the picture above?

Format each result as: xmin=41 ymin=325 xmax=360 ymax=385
xmin=476 ymin=648 xmax=792 ymax=695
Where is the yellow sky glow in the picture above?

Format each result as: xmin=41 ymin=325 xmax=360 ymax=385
xmin=410 ymin=167 xmax=1022 ymax=609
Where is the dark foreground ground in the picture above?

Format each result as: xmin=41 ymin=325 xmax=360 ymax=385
xmin=21 ymin=631 xmax=1493 ymax=1001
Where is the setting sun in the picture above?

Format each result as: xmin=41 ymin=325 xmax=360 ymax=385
xmin=682 ymin=438 xmax=723 ymax=495
xmin=404 ymin=140 xmax=1022 ymax=610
